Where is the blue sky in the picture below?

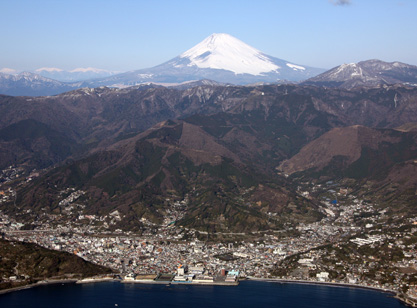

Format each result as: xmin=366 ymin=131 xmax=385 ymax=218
xmin=1 ymin=0 xmax=416 ymax=72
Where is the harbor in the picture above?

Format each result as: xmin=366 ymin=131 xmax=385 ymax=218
xmin=120 ymin=265 xmax=239 ymax=286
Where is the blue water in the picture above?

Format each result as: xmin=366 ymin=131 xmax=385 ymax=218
xmin=0 ymin=280 xmax=405 ymax=308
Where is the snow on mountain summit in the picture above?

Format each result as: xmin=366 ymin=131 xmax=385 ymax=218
xmin=36 ymin=67 xmax=64 ymax=73
xmin=70 ymin=67 xmax=112 ymax=73
xmin=180 ymin=33 xmax=280 ymax=75
xmin=303 ymin=59 xmax=417 ymax=89
xmin=0 ymin=68 xmax=18 ymax=74
xmin=78 ymin=33 xmax=325 ymax=87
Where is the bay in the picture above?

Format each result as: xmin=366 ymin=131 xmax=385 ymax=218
xmin=0 ymin=280 xmax=406 ymax=308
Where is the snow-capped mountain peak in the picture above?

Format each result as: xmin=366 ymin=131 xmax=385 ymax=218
xmin=69 ymin=67 xmax=111 ymax=73
xmin=330 ymin=63 xmax=364 ymax=78
xmin=0 ymin=68 xmax=18 ymax=74
xmin=180 ymin=33 xmax=280 ymax=75
xmin=303 ymin=59 xmax=417 ymax=89
xmin=35 ymin=67 xmax=64 ymax=73
xmin=68 ymin=33 xmax=325 ymax=88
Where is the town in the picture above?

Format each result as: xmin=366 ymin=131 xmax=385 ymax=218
xmin=1 ymin=166 xmax=417 ymax=306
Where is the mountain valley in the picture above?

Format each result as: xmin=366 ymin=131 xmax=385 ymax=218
xmin=0 ymin=81 xmax=416 ymax=234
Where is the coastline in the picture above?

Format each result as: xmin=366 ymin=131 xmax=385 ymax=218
xmin=0 ymin=276 xmax=398 ymax=294
xmin=76 ymin=277 xmax=118 ymax=284
xmin=247 ymin=277 xmax=416 ymax=307
xmin=121 ymin=279 xmax=239 ymax=286
xmin=246 ymin=277 xmax=395 ymax=294
xmin=1 ymin=276 xmax=414 ymax=307
xmin=0 ymin=279 xmax=77 ymax=295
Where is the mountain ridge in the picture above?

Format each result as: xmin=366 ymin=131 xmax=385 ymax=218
xmin=303 ymin=59 xmax=417 ymax=89
xmin=1 ymin=83 xmax=417 ymax=170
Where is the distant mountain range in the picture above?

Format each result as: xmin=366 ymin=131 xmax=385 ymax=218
xmin=34 ymin=67 xmax=116 ymax=82
xmin=0 ymin=68 xmax=118 ymax=96
xmin=1 ymin=34 xmax=417 ymax=96
xmin=0 ymin=67 xmax=116 ymax=82
xmin=0 ymin=72 xmax=81 ymax=96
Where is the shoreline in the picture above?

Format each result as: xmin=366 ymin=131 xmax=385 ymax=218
xmin=121 ymin=279 xmax=239 ymax=286
xmin=246 ymin=277 xmax=416 ymax=307
xmin=76 ymin=277 xmax=118 ymax=284
xmin=246 ymin=277 xmax=395 ymax=294
xmin=0 ymin=279 xmax=77 ymax=295
xmin=1 ymin=276 xmax=414 ymax=307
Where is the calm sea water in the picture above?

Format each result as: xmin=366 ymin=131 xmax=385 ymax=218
xmin=0 ymin=280 xmax=406 ymax=308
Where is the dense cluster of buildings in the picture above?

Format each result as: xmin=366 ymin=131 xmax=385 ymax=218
xmin=1 ymin=167 xmax=417 ymax=305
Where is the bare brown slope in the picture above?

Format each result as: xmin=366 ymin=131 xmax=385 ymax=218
xmin=278 ymin=125 xmax=404 ymax=175
xmin=396 ymin=122 xmax=417 ymax=132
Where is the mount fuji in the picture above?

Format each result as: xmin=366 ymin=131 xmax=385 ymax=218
xmin=85 ymin=33 xmax=325 ymax=87
xmin=0 ymin=34 xmax=325 ymax=96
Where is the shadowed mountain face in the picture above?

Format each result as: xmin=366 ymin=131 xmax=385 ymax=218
xmin=0 ymin=119 xmax=78 ymax=169
xmin=1 ymin=84 xmax=417 ymax=171
xmin=2 ymin=83 xmax=417 ymax=232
